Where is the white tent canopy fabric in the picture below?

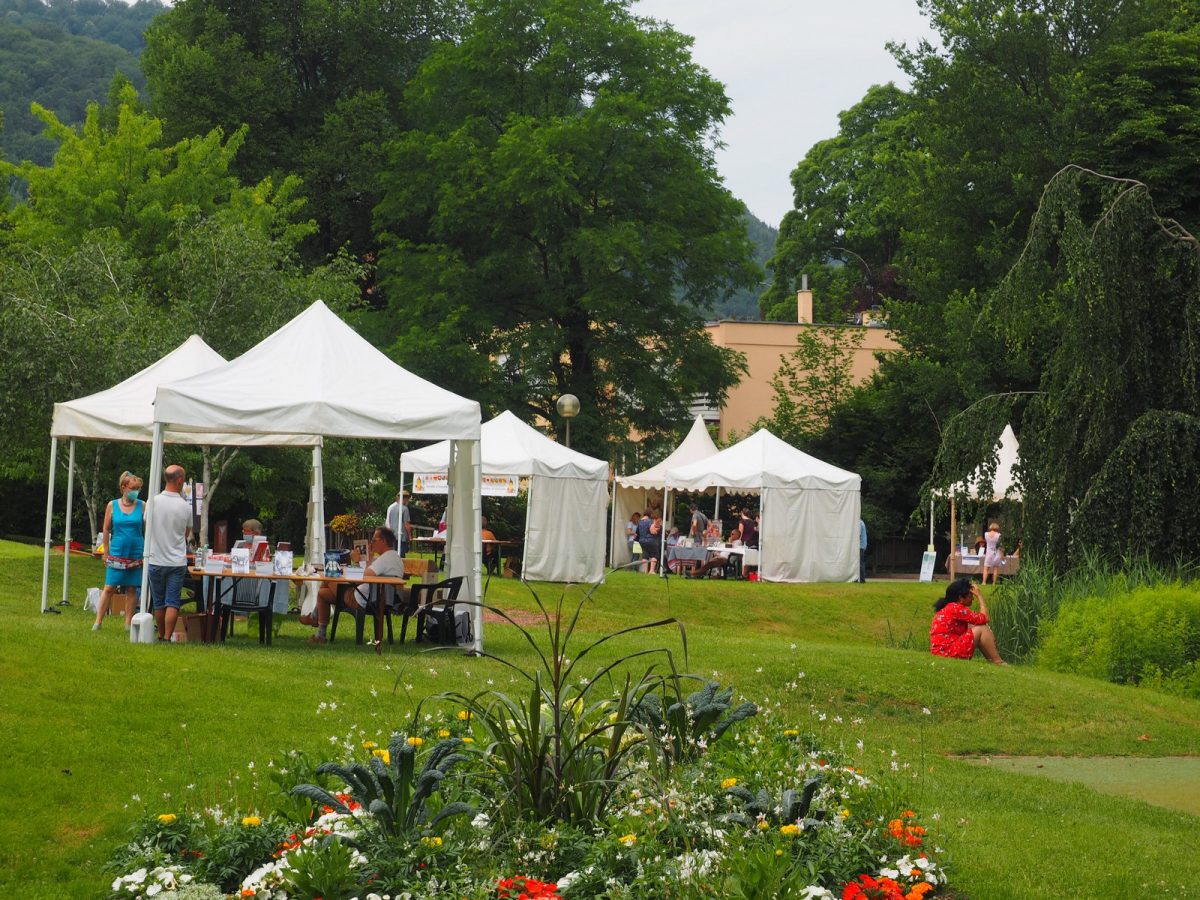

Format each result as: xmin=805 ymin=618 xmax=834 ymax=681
xmin=145 ymin=301 xmax=484 ymax=649
xmin=666 ymin=429 xmax=861 ymax=583
xmin=400 ymin=411 xmax=608 ymax=583
xmin=40 ymin=336 xmax=319 ymax=613
xmin=944 ymin=424 xmax=1022 ymax=501
xmin=610 ymin=416 xmax=719 ymax=568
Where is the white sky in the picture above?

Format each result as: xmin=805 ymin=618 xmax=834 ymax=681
xmin=634 ymin=1 xmax=939 ymax=226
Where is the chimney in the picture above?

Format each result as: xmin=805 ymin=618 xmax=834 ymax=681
xmin=797 ymin=273 xmax=813 ymax=324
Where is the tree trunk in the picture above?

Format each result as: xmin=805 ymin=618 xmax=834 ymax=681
xmin=199 ymin=445 xmax=239 ymax=547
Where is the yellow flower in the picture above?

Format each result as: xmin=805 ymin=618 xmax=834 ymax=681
xmin=462 ymin=736 xmax=475 ymax=743
xmin=839 ymin=808 xmax=851 ymax=819
xmin=362 ymin=740 xmax=378 ymax=750
xmin=780 ymin=824 xmax=800 ymax=836
xmin=457 ymin=710 xmax=470 ymax=721
xmin=775 ymin=849 xmax=784 ymax=857
xmin=372 ymin=748 xmax=391 ymax=765
xmin=756 ymin=820 xmax=770 ymax=831
xmin=617 ymin=833 xmax=637 ymax=846
xmin=157 ymin=814 xmax=177 ymax=825
xmin=242 ymin=816 xmax=262 ymax=827
xmin=407 ymin=736 xmax=424 ymax=747
xmin=437 ymin=729 xmax=450 ymax=738
xmin=420 ymin=835 xmax=443 ymax=848
xmin=721 ymin=777 xmax=738 ymax=789
xmin=783 ymin=728 xmax=800 ymax=737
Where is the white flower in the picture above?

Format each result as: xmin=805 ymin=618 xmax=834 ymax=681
xmin=146 ymin=885 xmax=162 ymax=897
xmin=326 ymin=679 xmax=334 ymax=687
xmin=799 ymin=888 xmax=836 ymax=900
xmin=856 ymin=740 xmax=864 ymax=751
xmin=879 ymin=867 xmax=900 ymax=879
xmin=471 ymin=812 xmax=491 ymax=829
xmin=921 ymin=707 xmax=931 ymax=715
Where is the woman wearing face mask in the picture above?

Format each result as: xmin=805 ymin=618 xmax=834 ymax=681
xmin=92 ymin=471 xmax=146 ymax=631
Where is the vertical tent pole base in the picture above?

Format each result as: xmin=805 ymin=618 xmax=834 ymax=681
xmin=40 ymin=437 xmax=58 ymax=613
xmin=61 ymin=439 xmax=76 ymax=608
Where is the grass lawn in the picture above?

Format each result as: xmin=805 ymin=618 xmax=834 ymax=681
xmin=3 ymin=539 xmax=1199 ymax=898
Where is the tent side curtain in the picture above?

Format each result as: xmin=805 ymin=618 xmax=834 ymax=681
xmin=525 ymin=476 xmax=607 ymax=583
xmin=761 ymin=487 xmax=859 ymax=583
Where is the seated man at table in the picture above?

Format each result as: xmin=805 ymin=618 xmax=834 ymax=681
xmin=481 ymin=515 xmax=500 ymax=575
xmin=309 ymin=526 xmax=405 ymax=645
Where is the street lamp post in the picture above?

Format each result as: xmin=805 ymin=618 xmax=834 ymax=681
xmin=556 ymin=393 xmax=581 ymax=448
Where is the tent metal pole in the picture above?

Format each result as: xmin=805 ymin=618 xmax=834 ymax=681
xmin=314 ymin=445 xmax=326 ymax=559
xmin=141 ymin=423 xmax=165 ymax=615
xmin=608 ymin=471 xmax=617 ymax=567
xmin=949 ymin=497 xmax=957 ymax=580
xmin=61 ymin=439 xmax=76 ymax=608
xmin=929 ymin=498 xmax=935 ymax=551
xmin=714 ymin=485 xmax=720 ymax=520
xmin=40 ymin=437 xmax=58 ymax=613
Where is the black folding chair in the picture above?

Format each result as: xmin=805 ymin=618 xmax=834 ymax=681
xmin=330 ymin=582 xmax=400 ymax=645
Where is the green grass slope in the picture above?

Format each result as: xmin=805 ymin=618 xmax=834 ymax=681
xmin=2 ymin=540 xmax=1198 ymax=898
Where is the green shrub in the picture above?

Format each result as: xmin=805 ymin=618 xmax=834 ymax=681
xmin=1037 ymin=583 xmax=1200 ymax=696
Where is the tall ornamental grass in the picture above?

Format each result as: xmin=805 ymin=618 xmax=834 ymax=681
xmin=988 ymin=547 xmax=1199 ymax=661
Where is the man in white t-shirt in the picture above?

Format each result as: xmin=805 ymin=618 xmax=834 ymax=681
xmin=385 ymin=489 xmax=412 ymax=557
xmin=309 ymin=526 xmax=405 ymax=644
xmin=145 ymin=464 xmax=193 ymax=640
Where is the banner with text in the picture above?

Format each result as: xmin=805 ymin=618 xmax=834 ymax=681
xmin=412 ymin=472 xmax=520 ymax=497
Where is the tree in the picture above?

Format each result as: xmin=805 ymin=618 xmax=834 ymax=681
xmin=926 ymin=167 xmax=1200 ymax=565
xmin=141 ymin=0 xmax=463 ymax=260
xmin=0 ymin=84 xmax=362 ymax=539
xmin=762 ymin=83 xmax=920 ymax=322
xmin=371 ymin=0 xmax=757 ymax=456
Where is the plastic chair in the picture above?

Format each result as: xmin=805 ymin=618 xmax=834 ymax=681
xmin=216 ymin=577 xmax=276 ymax=645
xmin=408 ymin=576 xmax=465 ymax=643
xmin=330 ymin=582 xmax=399 ymax=645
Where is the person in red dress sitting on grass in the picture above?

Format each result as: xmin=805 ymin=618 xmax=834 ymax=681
xmin=930 ymin=577 xmax=1007 ymax=665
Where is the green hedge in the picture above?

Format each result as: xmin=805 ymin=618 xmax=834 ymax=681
xmin=1037 ymin=583 xmax=1200 ymax=698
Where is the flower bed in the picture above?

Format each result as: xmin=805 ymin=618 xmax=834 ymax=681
xmin=106 ymin=593 xmax=953 ymax=899
xmin=106 ymin=714 xmax=949 ymax=899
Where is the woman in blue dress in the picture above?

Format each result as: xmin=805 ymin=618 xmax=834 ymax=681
xmin=92 ymin=471 xmax=145 ymax=631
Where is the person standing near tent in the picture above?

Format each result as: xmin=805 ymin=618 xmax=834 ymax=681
xmin=145 ymin=464 xmax=192 ymax=641
xmin=689 ymin=504 xmax=709 ymax=541
xmin=386 ymin=489 xmax=412 ymax=557
xmin=981 ymin=522 xmax=1003 ymax=585
xmin=739 ymin=507 xmax=758 ymax=549
xmin=859 ymin=518 xmax=868 ymax=584
xmin=92 ymin=471 xmax=145 ymax=631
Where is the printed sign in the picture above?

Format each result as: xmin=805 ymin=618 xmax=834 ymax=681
xmin=919 ymin=551 xmax=937 ymax=583
xmin=412 ymin=473 xmax=520 ymax=497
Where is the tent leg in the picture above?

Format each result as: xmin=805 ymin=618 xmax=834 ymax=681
xmin=61 ymin=439 xmax=76 ymax=608
xmin=714 ymin=485 xmax=720 ymax=520
xmin=141 ymin=424 xmax=165 ymax=616
xmin=40 ymin=437 xmax=58 ymax=613
xmin=949 ymin=497 xmax=957 ymax=580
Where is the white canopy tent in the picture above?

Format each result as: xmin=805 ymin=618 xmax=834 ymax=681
xmin=942 ymin=424 xmax=1022 ymax=578
xmin=666 ymin=429 xmax=861 ymax=583
xmin=40 ymin=335 xmax=319 ymax=613
xmin=610 ymin=415 xmax=719 ymax=568
xmin=146 ymin=301 xmax=484 ymax=650
xmin=400 ymin=410 xmax=608 ymax=583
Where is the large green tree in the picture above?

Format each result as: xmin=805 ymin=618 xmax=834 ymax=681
xmin=141 ymin=0 xmax=463 ymax=260
xmin=0 ymin=85 xmax=361 ymax=537
xmin=762 ymin=83 xmax=920 ymax=323
xmin=371 ymin=0 xmax=756 ymax=456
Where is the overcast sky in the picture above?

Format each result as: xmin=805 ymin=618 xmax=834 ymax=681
xmin=634 ymin=1 xmax=939 ymax=227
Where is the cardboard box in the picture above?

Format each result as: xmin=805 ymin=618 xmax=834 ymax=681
xmin=172 ymin=613 xmax=208 ymax=643
xmin=108 ymin=594 xmax=127 ymax=617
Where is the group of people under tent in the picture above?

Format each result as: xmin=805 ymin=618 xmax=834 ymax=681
xmin=624 ymin=503 xmax=760 ymax=577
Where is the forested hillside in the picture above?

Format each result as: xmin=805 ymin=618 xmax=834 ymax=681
xmin=0 ymin=0 xmax=163 ymax=169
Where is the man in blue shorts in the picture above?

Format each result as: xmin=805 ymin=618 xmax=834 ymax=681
xmin=146 ymin=464 xmax=193 ymax=640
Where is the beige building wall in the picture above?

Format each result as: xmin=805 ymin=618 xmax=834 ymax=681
xmin=704 ymin=318 xmax=901 ymax=442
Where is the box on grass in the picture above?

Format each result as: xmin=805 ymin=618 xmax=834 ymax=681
xmin=171 ymin=613 xmax=207 ymax=643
